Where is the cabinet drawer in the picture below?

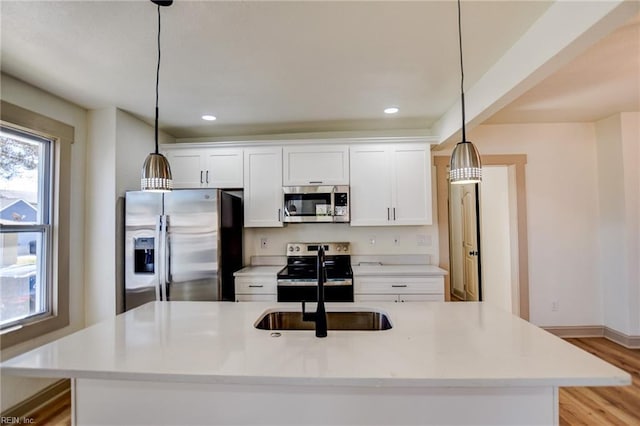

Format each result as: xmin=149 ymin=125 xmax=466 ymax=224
xmin=355 ymin=277 xmax=443 ymax=294
xmin=234 ymin=279 xmax=277 ymax=294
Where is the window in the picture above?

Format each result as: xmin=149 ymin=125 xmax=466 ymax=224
xmin=1 ymin=127 xmax=53 ymax=329
xmin=0 ymin=100 xmax=73 ymax=348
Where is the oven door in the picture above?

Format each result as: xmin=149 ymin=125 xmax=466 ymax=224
xmin=277 ymin=279 xmax=354 ymax=302
xmin=282 ymin=186 xmax=334 ymax=223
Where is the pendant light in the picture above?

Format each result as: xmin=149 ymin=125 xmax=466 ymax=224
xmin=449 ymin=0 xmax=482 ymax=185
xmin=141 ymin=0 xmax=173 ymax=192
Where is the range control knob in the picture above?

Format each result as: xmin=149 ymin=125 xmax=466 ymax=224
xmin=288 ymin=246 xmax=294 ymax=252
xmin=295 ymin=246 xmax=300 ymax=252
xmin=336 ymin=246 xmax=342 ymax=252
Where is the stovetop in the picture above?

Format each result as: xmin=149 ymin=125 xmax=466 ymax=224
xmin=278 ymin=242 xmax=352 ymax=281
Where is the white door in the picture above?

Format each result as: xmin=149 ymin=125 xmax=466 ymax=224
xmin=349 ymin=145 xmax=392 ymax=226
xmin=243 ymin=147 xmax=283 ymax=227
xmin=462 ymin=185 xmax=480 ymax=301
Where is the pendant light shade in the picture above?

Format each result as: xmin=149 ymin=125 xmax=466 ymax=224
xmin=449 ymin=141 xmax=481 ymax=184
xmin=449 ymin=0 xmax=482 ymax=185
xmin=141 ymin=153 xmax=173 ymax=191
xmin=141 ymin=0 xmax=173 ymax=192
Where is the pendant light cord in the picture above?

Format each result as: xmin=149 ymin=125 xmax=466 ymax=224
xmin=457 ymin=0 xmax=466 ymax=143
xmin=154 ymin=4 xmax=161 ymax=154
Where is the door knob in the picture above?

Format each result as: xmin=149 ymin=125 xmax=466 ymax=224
xmin=469 ymin=251 xmax=478 ymax=256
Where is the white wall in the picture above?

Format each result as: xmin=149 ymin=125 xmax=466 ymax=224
xmin=437 ymin=122 xmax=603 ymax=327
xmin=480 ymin=166 xmax=513 ymax=313
xmin=85 ymin=108 xmax=117 ymax=325
xmin=595 ymin=112 xmax=640 ymax=336
xmin=85 ymin=108 xmax=175 ymax=324
xmin=0 ymin=74 xmax=87 ymax=411
xmin=244 ymin=224 xmax=437 ymax=264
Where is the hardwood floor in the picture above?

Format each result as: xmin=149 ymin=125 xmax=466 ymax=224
xmin=560 ymin=338 xmax=640 ymax=425
xmin=24 ymin=338 xmax=640 ymax=425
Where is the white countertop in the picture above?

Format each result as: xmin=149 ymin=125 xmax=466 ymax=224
xmin=352 ymin=264 xmax=447 ymax=276
xmin=233 ymin=265 xmax=283 ymax=277
xmin=1 ymin=301 xmax=629 ymax=388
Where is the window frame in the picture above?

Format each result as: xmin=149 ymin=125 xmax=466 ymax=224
xmin=0 ymin=100 xmax=73 ymax=348
xmin=1 ymin=127 xmax=54 ymax=329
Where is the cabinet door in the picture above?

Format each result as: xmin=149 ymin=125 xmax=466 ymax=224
xmin=391 ymin=144 xmax=432 ymax=225
xmin=283 ymin=145 xmax=349 ymax=185
xmin=205 ymin=148 xmax=243 ymax=188
xmin=165 ymin=148 xmax=205 ymax=188
xmin=349 ymin=145 xmax=392 ymax=226
xmin=243 ymin=147 xmax=283 ymax=227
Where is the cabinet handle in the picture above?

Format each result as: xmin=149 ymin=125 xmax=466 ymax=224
xmin=200 ymin=171 xmax=204 ymax=184
xmin=392 ymin=284 xmax=408 ymax=288
xmin=309 ymin=181 xmax=323 ymax=184
xmin=278 ymin=208 xmax=281 ymax=222
xmin=206 ymin=170 xmax=209 ymax=184
xmin=248 ymin=285 xmax=264 ymax=288
xmin=387 ymin=208 xmax=390 ymax=221
xmin=393 ymin=207 xmax=396 ymax=221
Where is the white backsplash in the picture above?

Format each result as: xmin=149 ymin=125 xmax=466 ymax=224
xmin=243 ymin=223 xmax=438 ymax=265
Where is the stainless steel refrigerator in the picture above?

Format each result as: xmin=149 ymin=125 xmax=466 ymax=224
xmin=124 ymin=189 xmax=243 ymax=311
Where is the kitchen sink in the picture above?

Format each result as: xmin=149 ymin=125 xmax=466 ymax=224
xmin=254 ymin=309 xmax=392 ymax=331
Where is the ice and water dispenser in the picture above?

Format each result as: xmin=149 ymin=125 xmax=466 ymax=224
xmin=134 ymin=237 xmax=155 ymax=274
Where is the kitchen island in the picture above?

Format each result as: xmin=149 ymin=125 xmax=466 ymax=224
xmin=1 ymin=301 xmax=630 ymax=425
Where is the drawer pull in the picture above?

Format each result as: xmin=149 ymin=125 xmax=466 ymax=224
xmin=391 ymin=284 xmax=408 ymax=288
xmin=249 ymin=285 xmax=264 ymax=288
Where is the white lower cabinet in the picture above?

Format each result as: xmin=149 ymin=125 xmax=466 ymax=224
xmin=234 ymin=277 xmax=277 ymax=302
xmin=355 ymin=276 xmax=444 ymax=302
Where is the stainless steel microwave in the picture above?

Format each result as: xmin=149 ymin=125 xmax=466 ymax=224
xmin=282 ymin=185 xmax=349 ymax=223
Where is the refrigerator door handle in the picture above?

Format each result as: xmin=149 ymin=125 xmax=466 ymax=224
xmin=154 ymin=215 xmax=163 ymax=302
xmin=162 ymin=215 xmax=171 ymax=301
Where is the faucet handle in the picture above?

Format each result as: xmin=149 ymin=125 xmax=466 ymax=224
xmin=301 ymin=301 xmax=314 ymax=321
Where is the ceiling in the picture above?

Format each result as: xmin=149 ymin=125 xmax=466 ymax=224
xmin=0 ymin=1 xmax=638 ymax=141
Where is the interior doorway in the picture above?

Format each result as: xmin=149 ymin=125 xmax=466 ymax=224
xmin=434 ymin=155 xmax=530 ymax=320
xmin=449 ymin=183 xmax=481 ymax=302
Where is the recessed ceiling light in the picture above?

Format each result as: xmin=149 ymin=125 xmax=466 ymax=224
xmin=202 ymin=115 xmax=217 ymax=121
xmin=384 ymin=107 xmax=399 ymax=114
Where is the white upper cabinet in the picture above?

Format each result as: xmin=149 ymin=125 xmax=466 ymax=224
xmin=243 ymin=146 xmax=283 ymax=227
xmin=283 ymin=145 xmax=349 ymax=186
xmin=165 ymin=148 xmax=205 ymax=188
xmin=204 ymin=148 xmax=243 ymax=188
xmin=350 ymin=143 xmax=432 ymax=226
xmin=164 ymin=146 xmax=243 ymax=188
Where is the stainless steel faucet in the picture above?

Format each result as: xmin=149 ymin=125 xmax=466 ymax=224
xmin=302 ymin=246 xmax=328 ymax=337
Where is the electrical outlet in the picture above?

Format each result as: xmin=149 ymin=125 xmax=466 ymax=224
xmin=551 ymin=301 xmax=559 ymax=312
xmin=260 ymin=238 xmax=268 ymax=249
xmin=417 ymin=234 xmax=431 ymax=247
xmin=369 ymin=236 xmax=376 ymax=246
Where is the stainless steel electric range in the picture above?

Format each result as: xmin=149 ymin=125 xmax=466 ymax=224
xmin=276 ymin=242 xmax=354 ymax=302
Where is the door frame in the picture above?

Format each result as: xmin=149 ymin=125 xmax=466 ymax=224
xmin=434 ymin=154 xmax=530 ymax=321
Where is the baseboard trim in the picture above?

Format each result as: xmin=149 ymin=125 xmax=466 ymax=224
xmin=604 ymin=327 xmax=640 ymax=349
xmin=543 ymin=325 xmax=640 ymax=349
xmin=1 ymin=379 xmax=70 ymax=418
xmin=542 ymin=325 xmax=604 ymax=338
